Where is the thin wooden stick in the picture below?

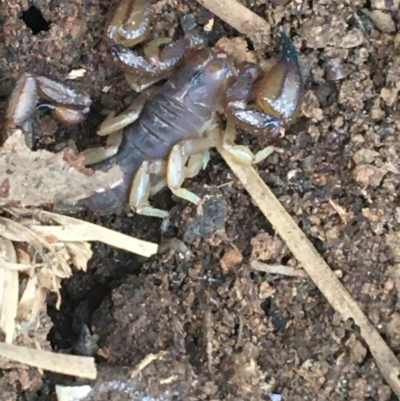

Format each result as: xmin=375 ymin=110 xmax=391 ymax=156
xmin=218 ymin=148 xmax=400 ymax=397
xmin=195 ymin=0 xmax=271 ymax=42
xmin=31 ymin=224 xmax=158 ymax=258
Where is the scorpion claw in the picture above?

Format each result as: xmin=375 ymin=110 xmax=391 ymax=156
xmin=5 ymin=72 xmax=91 ymax=146
xmin=106 ymin=0 xmax=152 ymax=47
xmin=254 ymin=32 xmax=303 ymax=126
xmin=111 ymin=31 xmax=207 ymax=89
xmin=225 ymin=32 xmax=302 ymax=138
xmin=35 ymin=76 xmax=91 ymax=111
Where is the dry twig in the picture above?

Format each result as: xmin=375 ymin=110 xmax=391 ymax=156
xmin=0 ymin=238 xmax=18 ymax=343
xmin=218 ymin=148 xmax=400 ymax=397
xmin=130 ymin=351 xmax=167 ymax=378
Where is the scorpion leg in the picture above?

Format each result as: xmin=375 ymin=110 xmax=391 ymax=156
xmin=128 ymin=148 xmax=210 ymax=217
xmin=185 ymin=151 xmax=210 ymax=178
xmin=6 ymin=72 xmax=91 ymax=146
xmin=79 ymin=109 xmax=126 ymax=165
xmin=97 ymin=90 xmax=151 ymax=136
xmin=204 ymin=122 xmax=255 ymax=165
xmin=167 ymin=136 xmax=216 ymax=210
xmin=80 ymin=90 xmax=154 ymax=165
xmin=80 ymin=128 xmax=123 ymax=166
xmin=221 ymin=120 xmax=280 ymax=165
xmin=129 ymin=159 xmax=170 ymax=218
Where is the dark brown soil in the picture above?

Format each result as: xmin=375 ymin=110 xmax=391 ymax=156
xmin=1 ymin=0 xmax=400 ymax=400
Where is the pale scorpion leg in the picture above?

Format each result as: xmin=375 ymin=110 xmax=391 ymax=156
xmin=220 ymin=120 xmax=256 ymax=165
xmin=97 ymin=95 xmax=149 ymax=137
xmin=167 ymin=136 xmax=217 ymax=209
xmin=204 ymin=122 xmax=255 ymax=165
xmin=127 ymin=149 xmax=209 ymax=217
xmin=221 ymin=120 xmax=279 ymax=165
xmin=129 ymin=160 xmax=170 ymax=218
xmin=80 ymin=127 xmax=123 ymax=166
xmin=184 ymin=151 xmax=210 ymax=178
xmin=148 ymin=151 xmax=209 ymax=196
xmin=80 ymin=91 xmax=153 ymax=166
xmin=128 ymin=134 xmax=214 ymax=217
xmin=203 ymin=122 xmax=274 ymax=166
xmin=5 ymin=72 xmax=91 ymax=146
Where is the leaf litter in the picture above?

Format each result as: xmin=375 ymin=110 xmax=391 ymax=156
xmin=0 ymin=130 xmax=158 ymax=379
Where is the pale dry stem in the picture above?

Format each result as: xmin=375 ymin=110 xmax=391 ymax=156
xmin=0 ymin=342 xmax=96 ymax=379
xmin=251 ymin=260 xmax=307 ymax=278
xmin=31 ymin=210 xmax=159 ymax=258
xmin=130 ymin=351 xmax=168 ymax=378
xmin=0 ymin=238 xmax=18 ymax=343
xmin=195 ymin=0 xmax=271 ymax=45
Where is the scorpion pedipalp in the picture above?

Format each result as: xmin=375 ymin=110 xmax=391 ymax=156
xmin=5 ymin=72 xmax=91 ymax=147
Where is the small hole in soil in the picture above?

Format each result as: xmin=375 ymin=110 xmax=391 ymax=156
xmin=20 ymin=6 xmax=51 ymax=35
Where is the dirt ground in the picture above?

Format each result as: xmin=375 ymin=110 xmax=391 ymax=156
xmin=1 ymin=0 xmax=400 ymax=400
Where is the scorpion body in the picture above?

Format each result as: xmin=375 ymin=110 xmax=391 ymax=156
xmin=84 ymin=48 xmax=232 ymax=215
xmin=5 ymin=0 xmax=303 ymax=218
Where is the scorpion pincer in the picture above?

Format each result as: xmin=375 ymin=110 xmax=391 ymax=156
xmin=4 ymin=0 xmax=303 ymax=218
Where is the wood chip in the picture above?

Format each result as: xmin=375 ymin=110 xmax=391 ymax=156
xmin=0 ymin=131 xmax=123 ymax=208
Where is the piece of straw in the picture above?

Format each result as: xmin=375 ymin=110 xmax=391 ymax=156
xmin=0 ymin=342 xmax=97 ymax=379
xmin=195 ymin=0 xmax=271 ymax=42
xmin=31 ymin=211 xmax=158 ymax=258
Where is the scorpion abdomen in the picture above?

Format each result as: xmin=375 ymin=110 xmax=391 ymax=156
xmin=80 ymin=57 xmax=221 ymax=214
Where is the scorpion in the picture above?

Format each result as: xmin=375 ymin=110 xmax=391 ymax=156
xmin=4 ymin=0 xmax=303 ymax=219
